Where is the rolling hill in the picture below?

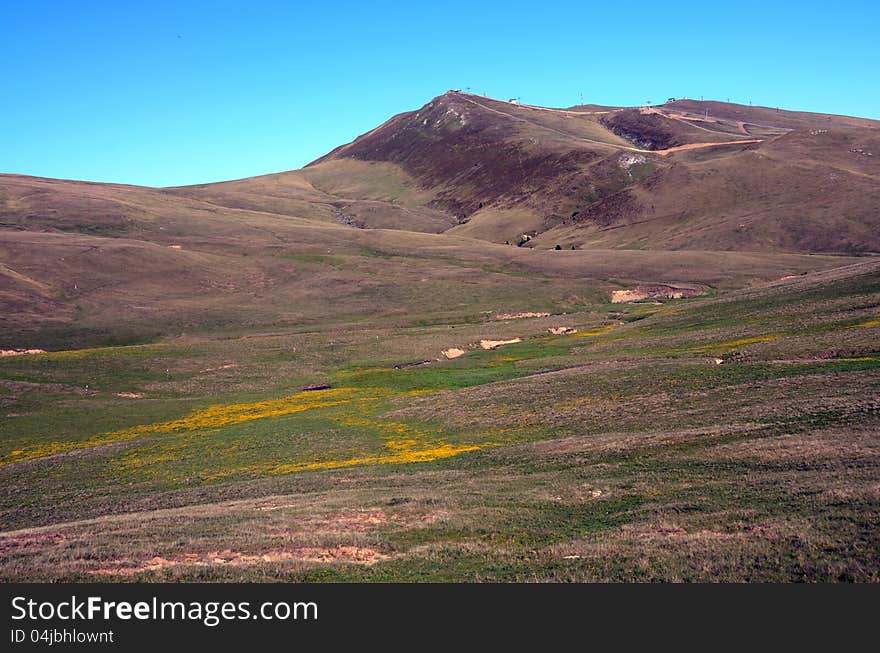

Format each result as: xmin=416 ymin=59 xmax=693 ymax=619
xmin=303 ymin=92 xmax=880 ymax=251
xmin=4 ymin=91 xmax=877 ymax=348
xmin=1 ymin=91 xmax=879 ymax=582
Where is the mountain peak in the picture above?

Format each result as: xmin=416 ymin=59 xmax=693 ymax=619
xmin=306 ymin=92 xmax=879 ymax=252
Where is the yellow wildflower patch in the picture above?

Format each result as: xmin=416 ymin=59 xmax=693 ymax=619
xmin=263 ymin=406 xmax=499 ymax=474
xmin=271 ymin=441 xmax=492 ymax=474
xmin=574 ymin=325 xmax=617 ymax=338
xmin=3 ymin=381 xmax=498 ymax=476
xmin=846 ymin=316 xmax=880 ymax=329
xmin=833 ymin=356 xmax=880 ymax=362
xmin=0 ymin=387 xmax=367 ymax=466
xmin=115 ymin=387 xmax=361 ymax=435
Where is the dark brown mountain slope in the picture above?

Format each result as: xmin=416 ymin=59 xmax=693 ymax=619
xmin=156 ymin=92 xmax=879 ymax=252
xmin=300 ymin=92 xmax=879 ymax=252
xmin=309 ymin=92 xmax=637 ymax=234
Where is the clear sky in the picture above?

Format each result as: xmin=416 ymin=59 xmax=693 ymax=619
xmin=2 ymin=0 xmax=877 ymax=187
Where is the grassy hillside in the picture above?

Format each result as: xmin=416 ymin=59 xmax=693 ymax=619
xmin=303 ymin=93 xmax=880 ymax=252
xmin=43 ymin=92 xmax=873 ymax=253
xmin=1 ymin=259 xmax=877 ymax=581
xmin=536 ymin=125 xmax=880 ymax=253
xmin=3 ymin=171 xmax=856 ymax=350
xmin=1 ymin=91 xmax=878 ymax=582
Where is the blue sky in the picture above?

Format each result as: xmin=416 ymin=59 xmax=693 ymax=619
xmin=2 ymin=1 xmax=877 ymax=187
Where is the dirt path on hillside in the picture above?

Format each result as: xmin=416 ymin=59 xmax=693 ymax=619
xmin=459 ymin=95 xmax=764 ymax=157
xmin=654 ymin=139 xmax=762 ymax=155
xmin=654 ymin=106 xmax=795 ymax=135
xmin=644 ymin=106 xmax=756 ymax=139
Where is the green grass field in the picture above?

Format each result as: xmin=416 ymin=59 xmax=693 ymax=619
xmin=2 ymin=258 xmax=878 ymax=581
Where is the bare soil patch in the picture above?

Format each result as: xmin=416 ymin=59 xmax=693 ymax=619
xmin=0 ymin=348 xmax=46 ymax=357
xmin=611 ymin=285 xmax=703 ymax=303
xmin=480 ymin=338 xmax=521 ymax=349
xmin=441 ymin=348 xmax=465 ymax=359
xmin=493 ymin=312 xmax=550 ymax=320
xmin=89 ymin=546 xmax=388 ymax=575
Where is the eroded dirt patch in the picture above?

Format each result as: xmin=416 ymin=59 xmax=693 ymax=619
xmin=480 ymin=338 xmax=521 ymax=349
xmin=0 ymin=348 xmax=46 ymax=357
xmin=89 ymin=546 xmax=388 ymax=575
xmin=202 ymin=364 xmax=237 ymax=372
xmin=493 ymin=312 xmax=550 ymax=320
xmin=441 ymin=348 xmax=465 ymax=359
xmin=611 ymin=285 xmax=703 ymax=303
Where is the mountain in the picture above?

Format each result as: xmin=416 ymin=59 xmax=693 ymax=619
xmin=2 ymin=92 xmax=880 ymax=583
xmin=303 ymin=92 xmax=880 ymax=252
xmin=10 ymin=91 xmax=876 ymax=257
xmin=3 ymin=169 xmax=850 ymax=349
xmin=2 ymin=92 xmax=879 ymax=348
